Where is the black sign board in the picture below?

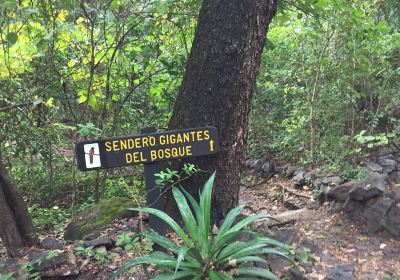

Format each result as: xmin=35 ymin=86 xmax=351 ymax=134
xmin=76 ymin=126 xmax=218 ymax=171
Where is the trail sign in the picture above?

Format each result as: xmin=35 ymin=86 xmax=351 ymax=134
xmin=76 ymin=126 xmax=218 ymax=171
xmin=75 ymin=126 xmax=218 ymax=239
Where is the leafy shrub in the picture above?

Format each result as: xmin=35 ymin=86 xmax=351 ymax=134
xmin=115 ymin=233 xmax=140 ymax=252
xmin=114 ymin=172 xmax=291 ymax=279
xmin=104 ymin=176 xmax=145 ymax=204
xmin=312 ymin=187 xmax=324 ymax=201
xmin=28 ymin=205 xmax=70 ymax=233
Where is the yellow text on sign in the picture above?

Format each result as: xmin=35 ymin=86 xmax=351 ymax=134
xmin=125 ymin=152 xmax=147 ymax=163
xmin=150 ymin=146 xmax=193 ymax=161
xmin=105 ymin=136 xmax=156 ymax=152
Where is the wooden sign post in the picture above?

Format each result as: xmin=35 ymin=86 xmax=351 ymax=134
xmin=75 ymin=126 xmax=218 ymax=234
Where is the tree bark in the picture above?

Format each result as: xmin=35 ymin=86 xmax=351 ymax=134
xmin=0 ymin=160 xmax=35 ymax=257
xmin=168 ymin=0 xmax=277 ymax=223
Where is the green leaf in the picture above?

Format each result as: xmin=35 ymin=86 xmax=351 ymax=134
xmin=172 ymin=187 xmax=197 ymax=242
xmin=152 ymin=270 xmax=198 ymax=280
xmin=211 ymin=230 xmax=258 ymax=257
xmin=33 ymin=98 xmax=43 ymax=105
xmin=223 ymin=256 xmax=267 ymax=268
xmin=199 ymin=171 xmax=215 ymax=256
xmin=175 ymin=247 xmax=189 ymax=274
xmin=6 ymin=32 xmax=18 ymax=45
xmin=226 ymin=213 xmax=276 ymax=234
xmin=235 ymin=266 xmax=279 ymax=280
xmin=113 ymin=252 xmax=175 ymax=278
xmin=215 ymin=205 xmax=244 ymax=239
xmin=143 ymin=230 xmax=180 ymax=254
xmin=129 ymin=207 xmax=192 ymax=247
xmin=209 ymin=270 xmax=231 ymax=280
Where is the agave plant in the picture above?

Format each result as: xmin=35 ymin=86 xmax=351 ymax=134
xmin=114 ymin=172 xmax=291 ymax=279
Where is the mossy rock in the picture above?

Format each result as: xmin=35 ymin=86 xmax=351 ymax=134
xmin=64 ymin=197 xmax=138 ymax=241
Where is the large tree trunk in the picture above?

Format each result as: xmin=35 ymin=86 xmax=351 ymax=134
xmin=168 ymin=0 xmax=277 ymax=223
xmin=0 ymin=160 xmax=35 ymax=257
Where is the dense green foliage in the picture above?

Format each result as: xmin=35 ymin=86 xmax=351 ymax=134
xmin=0 ymin=0 xmax=399 ymax=226
xmin=249 ymin=0 xmax=400 ymax=170
xmin=0 ymin=0 xmax=199 ymax=214
xmin=115 ymin=173 xmax=291 ymax=279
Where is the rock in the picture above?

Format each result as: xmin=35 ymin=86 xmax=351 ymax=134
xmin=272 ymin=229 xmax=299 ymax=245
xmin=256 ymin=223 xmax=269 ymax=235
xmin=389 ymin=171 xmax=400 ymax=183
xmin=322 ymin=176 xmax=343 ymax=186
xmin=29 ymin=251 xmax=70 ymax=272
xmin=84 ymin=236 xmax=113 ymax=249
xmin=259 ymin=161 xmax=276 ymax=179
xmin=288 ymin=267 xmax=307 ymax=280
xmin=348 ymin=174 xmax=388 ymax=200
xmin=378 ymin=154 xmax=394 ymax=160
xmin=40 ymin=238 xmax=63 ymax=250
xmin=283 ymin=164 xmax=297 ymax=178
xmin=245 ymin=159 xmax=254 ymax=168
xmin=83 ymin=230 xmax=101 ymax=241
xmin=364 ymin=198 xmax=394 ymax=233
xmin=67 ymin=250 xmax=77 ymax=265
xmin=341 ymin=199 xmax=362 ymax=213
xmin=0 ymin=258 xmax=24 ymax=279
xmin=365 ymin=162 xmax=383 ymax=173
xmin=330 ymin=201 xmax=344 ymax=212
xmin=384 ymin=203 xmax=400 ymax=236
xmin=293 ymin=170 xmax=306 ymax=186
xmin=95 ymin=246 xmax=108 ymax=254
xmin=320 ymin=250 xmax=335 ymax=263
xmin=300 ymin=238 xmax=322 ymax=254
xmin=327 ymin=264 xmax=354 ymax=280
xmin=125 ymin=219 xmax=139 ymax=232
xmin=64 ymin=197 xmax=138 ymax=240
xmin=328 ymin=183 xmax=351 ymax=202
xmin=304 ymin=172 xmax=317 ymax=183
xmin=377 ymin=158 xmax=397 ymax=173
xmin=267 ymin=254 xmax=293 ymax=275
xmin=312 ymin=178 xmax=323 ymax=188
xmin=306 ymin=200 xmax=320 ymax=210
xmin=254 ymin=159 xmax=266 ymax=171
xmin=261 ymin=162 xmax=272 ymax=172
xmin=364 ymin=197 xmax=379 ymax=208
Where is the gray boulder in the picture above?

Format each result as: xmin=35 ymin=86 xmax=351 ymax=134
xmin=322 ymin=176 xmax=343 ymax=186
xmin=64 ymin=197 xmax=138 ymax=240
xmin=327 ymin=264 xmax=354 ymax=280
xmin=304 ymin=172 xmax=318 ymax=183
xmin=293 ymin=170 xmax=306 ymax=186
xmin=365 ymin=162 xmax=383 ymax=173
xmin=29 ymin=251 xmax=75 ymax=271
xmin=384 ymin=203 xmax=400 ymax=236
xmin=363 ymin=198 xmax=394 ymax=233
xmin=40 ymin=238 xmax=63 ymax=250
xmin=377 ymin=157 xmax=397 ymax=173
xmin=341 ymin=199 xmax=363 ymax=213
xmin=84 ymin=236 xmax=113 ymax=249
xmin=328 ymin=183 xmax=352 ymax=202
xmin=254 ymin=159 xmax=266 ymax=171
xmin=0 ymin=258 xmax=24 ymax=279
xmin=348 ymin=174 xmax=388 ymax=200
xmin=283 ymin=164 xmax=297 ymax=178
xmin=312 ymin=178 xmax=323 ymax=188
xmin=29 ymin=251 xmax=78 ymax=277
xmin=389 ymin=171 xmax=400 ymax=183
xmin=245 ymin=159 xmax=256 ymax=169
xmin=259 ymin=161 xmax=276 ymax=179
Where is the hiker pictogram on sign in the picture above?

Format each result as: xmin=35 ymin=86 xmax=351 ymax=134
xmin=83 ymin=143 xmax=101 ymax=168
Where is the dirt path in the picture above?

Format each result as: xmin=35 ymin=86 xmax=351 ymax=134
xmin=1 ymin=174 xmax=400 ymax=279
xmin=240 ymin=175 xmax=400 ymax=279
